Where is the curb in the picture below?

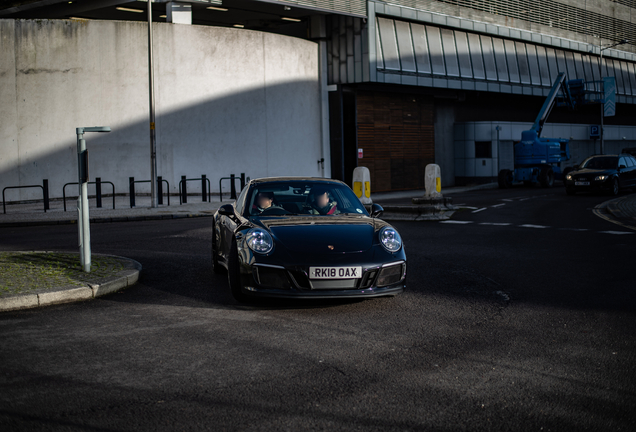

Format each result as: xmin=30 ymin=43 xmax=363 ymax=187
xmin=0 ymin=253 xmax=142 ymax=312
xmin=593 ymin=195 xmax=636 ymax=231
xmin=0 ymin=212 xmax=214 ymax=228
xmin=371 ymin=182 xmax=498 ymax=202
xmin=606 ymin=197 xmax=636 ymax=223
xmin=380 ymin=205 xmax=456 ymax=221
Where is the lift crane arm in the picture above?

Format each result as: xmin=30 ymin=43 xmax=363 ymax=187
xmin=531 ymin=72 xmax=575 ymax=137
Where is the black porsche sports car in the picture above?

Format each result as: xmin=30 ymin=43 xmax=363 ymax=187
xmin=212 ymin=177 xmax=406 ymax=302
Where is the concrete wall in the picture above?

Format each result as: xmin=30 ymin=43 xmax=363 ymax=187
xmin=0 ymin=19 xmax=324 ymax=200
xmin=433 ymin=100 xmax=456 ymax=187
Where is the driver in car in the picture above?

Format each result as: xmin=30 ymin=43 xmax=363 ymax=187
xmin=307 ymin=187 xmax=339 ymax=215
xmin=255 ymin=191 xmax=283 ymax=214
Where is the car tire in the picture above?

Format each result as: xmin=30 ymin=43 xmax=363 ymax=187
xmin=609 ymin=177 xmax=620 ymax=196
xmin=566 ymin=187 xmax=576 ymax=196
xmin=211 ymin=221 xmax=225 ymax=274
xmin=228 ymin=239 xmax=252 ymax=303
xmin=498 ymin=169 xmax=512 ymax=189
xmin=539 ymin=166 xmax=554 ymax=188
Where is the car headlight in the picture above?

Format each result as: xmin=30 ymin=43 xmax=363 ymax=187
xmin=595 ymin=175 xmax=607 ymax=181
xmin=566 ymin=174 xmax=572 ymax=181
xmin=379 ymin=226 xmax=402 ymax=253
xmin=245 ymin=228 xmax=274 ymax=254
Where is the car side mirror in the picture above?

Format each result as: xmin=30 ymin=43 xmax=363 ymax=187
xmin=370 ymin=203 xmax=384 ymax=218
xmin=619 ymin=165 xmax=626 ymax=170
xmin=218 ymin=204 xmax=234 ymax=216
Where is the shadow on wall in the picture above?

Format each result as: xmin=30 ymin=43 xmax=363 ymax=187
xmin=0 ymin=81 xmax=324 ymax=201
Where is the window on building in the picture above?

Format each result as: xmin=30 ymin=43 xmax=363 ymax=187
xmin=475 ymin=141 xmax=492 ymax=158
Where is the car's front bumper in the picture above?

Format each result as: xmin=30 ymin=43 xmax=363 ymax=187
xmin=241 ymin=282 xmax=405 ymax=299
xmin=565 ymin=178 xmax=612 ymax=192
xmin=238 ymin=260 xmax=406 ymax=299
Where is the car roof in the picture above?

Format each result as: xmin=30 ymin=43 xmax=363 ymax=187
xmin=248 ymin=177 xmax=348 ymax=186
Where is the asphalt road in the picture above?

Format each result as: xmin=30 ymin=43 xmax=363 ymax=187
xmin=1 ymin=186 xmax=634 ymax=431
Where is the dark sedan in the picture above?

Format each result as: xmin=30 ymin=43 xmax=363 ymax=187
xmin=564 ymin=154 xmax=636 ymax=196
xmin=212 ymin=177 xmax=406 ymax=303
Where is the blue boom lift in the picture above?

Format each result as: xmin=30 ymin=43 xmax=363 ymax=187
xmin=498 ymin=72 xmax=583 ymax=188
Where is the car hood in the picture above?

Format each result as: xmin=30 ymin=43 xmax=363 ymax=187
xmin=571 ymin=168 xmax=616 ymax=176
xmin=256 ymin=216 xmax=377 ymax=254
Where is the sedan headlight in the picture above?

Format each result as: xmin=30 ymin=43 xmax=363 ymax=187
xmin=379 ymin=226 xmax=402 ymax=253
xmin=566 ymin=174 xmax=572 ymax=181
xmin=595 ymin=175 xmax=607 ymax=181
xmin=245 ymin=228 xmax=274 ymax=254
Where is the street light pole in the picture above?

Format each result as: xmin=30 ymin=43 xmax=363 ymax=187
xmin=76 ymin=126 xmax=111 ymax=273
xmin=148 ymin=0 xmax=158 ymax=208
xmin=594 ymin=39 xmax=629 ymax=155
xmin=600 ymin=47 xmax=604 ymax=154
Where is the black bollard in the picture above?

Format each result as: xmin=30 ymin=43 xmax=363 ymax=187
xmin=129 ymin=177 xmax=135 ymax=208
xmin=181 ymin=175 xmax=187 ymax=204
xmin=157 ymin=176 xmax=163 ymax=205
xmin=96 ymin=177 xmax=102 ymax=208
xmin=43 ymin=179 xmax=49 ymax=211
xmin=240 ymin=173 xmax=246 ymax=190
xmin=202 ymin=174 xmax=207 ymax=202
xmin=230 ymin=174 xmax=237 ymax=200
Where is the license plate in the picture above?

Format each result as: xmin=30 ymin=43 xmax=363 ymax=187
xmin=309 ymin=266 xmax=362 ymax=279
xmin=575 ymin=181 xmax=589 ymax=186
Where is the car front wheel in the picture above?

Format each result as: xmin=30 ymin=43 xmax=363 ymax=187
xmin=212 ymin=221 xmax=225 ymax=274
xmin=227 ymin=239 xmax=252 ymax=303
xmin=609 ymin=178 xmax=620 ymax=196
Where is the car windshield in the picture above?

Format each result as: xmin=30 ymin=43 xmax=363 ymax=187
xmin=580 ymin=156 xmax=618 ymax=170
xmin=244 ymin=181 xmax=369 ymax=217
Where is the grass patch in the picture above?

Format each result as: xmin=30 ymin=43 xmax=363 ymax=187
xmin=0 ymin=252 xmax=124 ymax=296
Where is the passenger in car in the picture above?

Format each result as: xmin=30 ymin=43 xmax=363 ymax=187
xmin=306 ymin=187 xmax=340 ymax=215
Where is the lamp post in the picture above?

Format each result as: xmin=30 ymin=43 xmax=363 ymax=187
xmin=592 ymin=39 xmax=628 ymax=155
xmin=148 ymin=0 xmax=158 ymax=208
xmin=76 ymin=126 xmax=111 ymax=272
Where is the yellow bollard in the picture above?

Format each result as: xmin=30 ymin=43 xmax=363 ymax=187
xmin=352 ymin=167 xmax=372 ymax=204
xmin=425 ymin=164 xmax=442 ymax=197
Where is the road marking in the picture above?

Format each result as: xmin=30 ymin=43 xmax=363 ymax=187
xmin=440 ymin=220 xmax=633 ymax=235
xmin=491 ymin=204 xmax=506 ymax=208
xmin=460 ymin=206 xmax=478 ymax=209
xmin=501 ymin=199 xmax=514 ymax=202
xmin=472 ymin=208 xmax=487 ymax=213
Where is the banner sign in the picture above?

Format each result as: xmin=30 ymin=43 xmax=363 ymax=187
xmin=603 ymin=77 xmax=616 ymax=117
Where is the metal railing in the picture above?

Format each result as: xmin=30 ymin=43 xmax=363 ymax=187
xmin=2 ymin=180 xmax=49 ymax=214
xmin=219 ymin=173 xmax=247 ymax=202
xmin=179 ymin=175 xmax=211 ymax=205
xmin=129 ymin=176 xmax=170 ymax=208
xmin=62 ymin=178 xmax=115 ymax=211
